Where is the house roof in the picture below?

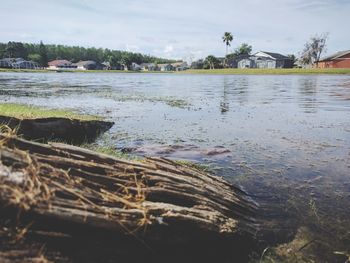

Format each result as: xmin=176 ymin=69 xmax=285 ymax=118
xmin=0 ymin=58 xmax=25 ymax=63
xmin=12 ymin=60 xmax=38 ymax=65
xmin=171 ymin=62 xmax=187 ymax=67
xmin=254 ymin=51 xmax=290 ymax=60
xmin=48 ymin=60 xmax=72 ymax=66
xmin=140 ymin=63 xmax=156 ymax=67
xmin=74 ymin=60 xmax=96 ymax=67
xmin=158 ymin=63 xmax=172 ymax=67
xmin=319 ymin=50 xmax=350 ymax=61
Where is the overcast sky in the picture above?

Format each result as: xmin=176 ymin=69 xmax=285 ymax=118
xmin=1 ymin=0 xmax=349 ymax=61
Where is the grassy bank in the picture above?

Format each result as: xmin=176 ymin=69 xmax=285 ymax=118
xmin=0 ymin=103 xmax=100 ymax=120
xmin=178 ymin=68 xmax=350 ymax=75
xmin=0 ymin=68 xmax=171 ymax=74
xmin=0 ymin=68 xmax=52 ymax=73
xmin=2 ymin=67 xmax=350 ymax=75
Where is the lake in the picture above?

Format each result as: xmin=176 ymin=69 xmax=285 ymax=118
xmin=1 ymin=72 xmax=349 ymax=261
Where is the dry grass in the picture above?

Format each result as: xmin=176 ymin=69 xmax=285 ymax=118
xmin=0 ymin=129 xmax=150 ymax=234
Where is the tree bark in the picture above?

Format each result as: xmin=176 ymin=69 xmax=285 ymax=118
xmin=0 ymin=134 xmax=258 ymax=262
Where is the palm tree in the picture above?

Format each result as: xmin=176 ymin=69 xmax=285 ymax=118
xmin=222 ymin=32 xmax=233 ymax=55
xmin=205 ymin=55 xmax=217 ymax=69
xmin=222 ymin=32 xmax=233 ymax=67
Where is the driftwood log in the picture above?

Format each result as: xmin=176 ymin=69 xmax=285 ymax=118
xmin=0 ymin=133 xmax=258 ymax=263
xmin=0 ymin=115 xmax=114 ymax=144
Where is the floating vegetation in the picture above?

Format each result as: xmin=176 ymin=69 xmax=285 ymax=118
xmin=100 ymin=93 xmax=192 ymax=109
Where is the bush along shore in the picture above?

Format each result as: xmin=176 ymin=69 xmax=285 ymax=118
xmin=0 ymin=103 xmax=113 ymax=144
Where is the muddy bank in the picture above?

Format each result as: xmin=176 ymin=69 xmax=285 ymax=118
xmin=0 ymin=134 xmax=259 ymax=263
xmin=0 ymin=115 xmax=114 ymax=144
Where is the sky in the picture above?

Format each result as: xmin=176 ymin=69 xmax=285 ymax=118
xmin=1 ymin=0 xmax=349 ymax=61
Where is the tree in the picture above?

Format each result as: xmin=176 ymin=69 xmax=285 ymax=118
xmin=39 ymin=41 xmax=48 ymax=67
xmin=5 ymin=42 xmax=28 ymax=58
xmin=0 ymin=43 xmax=7 ymax=58
xmin=108 ymin=55 xmax=122 ymax=69
xmin=300 ymin=33 xmax=329 ymax=66
xmin=222 ymin=32 xmax=233 ymax=67
xmin=234 ymin=43 xmax=252 ymax=56
xmin=287 ymin=54 xmax=296 ymax=67
xmin=191 ymin=59 xmax=204 ymax=69
xmin=204 ymin=55 xmax=219 ymax=70
xmin=222 ymin=32 xmax=233 ymax=56
xmin=226 ymin=43 xmax=253 ymax=62
xmin=120 ymin=55 xmax=132 ymax=70
xmin=28 ymin=53 xmax=41 ymax=63
xmin=0 ymin=41 xmax=177 ymax=66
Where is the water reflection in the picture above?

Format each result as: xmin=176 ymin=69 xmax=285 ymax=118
xmin=298 ymin=77 xmax=319 ymax=113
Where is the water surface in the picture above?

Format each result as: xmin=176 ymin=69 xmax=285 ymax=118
xmin=1 ymin=72 xmax=349 ymax=261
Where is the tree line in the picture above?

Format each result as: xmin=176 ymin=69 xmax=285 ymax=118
xmin=0 ymin=41 xmax=176 ymax=68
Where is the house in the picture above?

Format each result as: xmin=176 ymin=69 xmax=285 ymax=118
xmin=130 ymin=62 xmax=141 ymax=71
xmin=171 ymin=62 xmax=188 ymax=71
xmin=238 ymin=58 xmax=255 ymax=68
xmin=227 ymin=54 xmax=251 ymax=68
xmin=0 ymin=58 xmax=39 ymax=69
xmin=237 ymin=51 xmax=293 ymax=69
xmin=253 ymin=51 xmax=293 ymax=68
xmin=158 ymin=63 xmax=174 ymax=71
xmin=73 ymin=60 xmax=100 ymax=70
xmin=12 ymin=60 xmax=39 ymax=69
xmin=140 ymin=63 xmax=157 ymax=71
xmin=101 ymin=61 xmax=111 ymax=70
xmin=48 ymin=60 xmax=77 ymax=70
xmin=0 ymin=58 xmax=17 ymax=68
xmin=316 ymin=50 xmax=350 ymax=68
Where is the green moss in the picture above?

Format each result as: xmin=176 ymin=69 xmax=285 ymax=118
xmin=103 ymin=94 xmax=191 ymax=109
xmin=81 ymin=144 xmax=140 ymax=160
xmin=165 ymin=99 xmax=190 ymax=108
xmin=178 ymin=68 xmax=350 ymax=75
xmin=0 ymin=103 xmax=100 ymax=121
xmin=175 ymin=160 xmax=210 ymax=172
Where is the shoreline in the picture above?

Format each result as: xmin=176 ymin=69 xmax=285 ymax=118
xmin=1 ymin=68 xmax=350 ymax=75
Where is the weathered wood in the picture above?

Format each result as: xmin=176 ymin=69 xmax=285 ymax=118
xmin=0 ymin=134 xmax=259 ymax=262
xmin=0 ymin=115 xmax=114 ymax=144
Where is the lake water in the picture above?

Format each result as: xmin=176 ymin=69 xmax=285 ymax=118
xmin=0 ymin=72 xmax=349 ymax=261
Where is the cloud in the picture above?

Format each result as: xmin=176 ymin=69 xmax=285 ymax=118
xmin=0 ymin=0 xmax=349 ymax=59
xmin=164 ymin=45 xmax=174 ymax=54
xmin=125 ymin=44 xmax=140 ymax=53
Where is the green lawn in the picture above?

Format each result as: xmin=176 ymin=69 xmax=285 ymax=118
xmin=0 ymin=68 xmax=170 ymax=74
xmin=0 ymin=103 xmax=100 ymax=120
xmin=0 ymin=68 xmax=52 ymax=73
xmin=178 ymin=68 xmax=350 ymax=75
